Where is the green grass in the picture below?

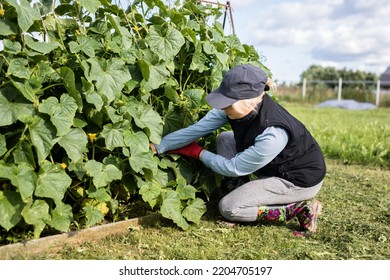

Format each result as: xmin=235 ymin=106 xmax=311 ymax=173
xmin=12 ymin=104 xmax=390 ymax=260
xmin=285 ymin=102 xmax=390 ymax=167
xmin=19 ymin=160 xmax=390 ymax=260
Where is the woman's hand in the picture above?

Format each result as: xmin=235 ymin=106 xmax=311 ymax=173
xmin=167 ymin=142 xmax=203 ymax=159
xmin=149 ymin=143 xmax=158 ymax=155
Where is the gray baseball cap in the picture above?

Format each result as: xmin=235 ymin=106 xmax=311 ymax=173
xmin=206 ymin=65 xmax=268 ymax=109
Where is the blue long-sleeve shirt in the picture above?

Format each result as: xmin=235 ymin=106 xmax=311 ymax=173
xmin=155 ymin=109 xmax=289 ymax=177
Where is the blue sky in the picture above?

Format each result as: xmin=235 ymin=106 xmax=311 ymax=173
xmin=227 ymin=0 xmax=390 ymax=82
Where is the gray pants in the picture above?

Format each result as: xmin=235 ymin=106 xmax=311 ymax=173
xmin=216 ymin=131 xmax=323 ymax=222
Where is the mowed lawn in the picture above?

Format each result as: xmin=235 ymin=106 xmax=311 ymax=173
xmin=10 ymin=103 xmax=390 ymax=260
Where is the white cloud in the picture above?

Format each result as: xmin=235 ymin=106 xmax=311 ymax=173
xmin=230 ymin=0 xmax=390 ymax=80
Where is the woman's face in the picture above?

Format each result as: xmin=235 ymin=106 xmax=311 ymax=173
xmin=223 ymin=93 xmax=265 ymax=119
xmin=223 ymin=105 xmax=234 ymax=117
xmin=223 ymin=105 xmax=244 ymax=119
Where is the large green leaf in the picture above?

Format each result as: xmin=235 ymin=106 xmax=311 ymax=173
xmin=81 ymin=77 xmax=104 ymax=111
xmin=24 ymin=35 xmax=62 ymax=54
xmin=184 ymin=89 xmax=204 ymax=109
xmin=86 ymin=57 xmax=131 ymax=105
xmin=0 ymin=19 xmax=17 ymax=36
xmin=84 ymin=160 xmax=122 ymax=188
xmin=83 ymin=204 xmax=104 ymax=227
xmin=104 ymin=105 xmax=123 ymax=124
xmin=28 ymin=116 xmax=59 ymax=163
xmin=142 ymin=0 xmax=167 ymax=13
xmin=75 ymin=0 xmax=101 ymax=14
xmin=163 ymin=106 xmax=186 ymax=135
xmin=7 ymin=58 xmax=31 ymax=79
xmin=85 ymin=90 xmax=104 ymax=111
xmin=69 ymin=36 xmax=102 ymax=57
xmin=49 ymin=202 xmax=73 ymax=232
xmin=6 ymin=0 xmax=41 ymax=32
xmin=57 ymin=67 xmax=83 ymax=111
xmin=190 ymin=51 xmax=208 ymax=73
xmin=106 ymin=14 xmax=132 ymax=40
xmin=34 ymin=61 xmax=61 ymax=84
xmin=0 ymin=191 xmax=25 ymax=231
xmin=43 ymin=15 xmax=78 ymax=33
xmin=145 ymin=25 xmax=185 ymax=61
xmin=10 ymin=76 xmax=40 ymax=105
xmin=101 ymin=124 xmax=125 ymax=151
xmin=40 ymin=0 xmax=55 ymax=15
xmin=125 ymin=101 xmax=163 ymax=144
xmin=145 ymin=167 xmax=169 ymax=188
xmin=13 ymin=141 xmax=36 ymax=168
xmin=182 ymin=198 xmax=206 ymax=224
xmin=3 ymin=39 xmax=21 ymax=54
xmin=203 ymin=41 xmax=218 ymax=55
xmin=123 ymin=130 xmax=157 ymax=173
xmin=138 ymin=60 xmax=171 ymax=91
xmin=225 ymin=35 xmax=246 ymax=52
xmin=139 ymin=181 xmax=161 ymax=209
xmin=38 ymin=94 xmax=78 ymax=136
xmin=129 ymin=151 xmax=158 ymax=174
xmin=215 ymin=52 xmax=229 ymax=68
xmin=123 ymin=131 xmax=149 ymax=153
xmin=160 ymin=190 xmax=189 ymax=230
xmin=35 ymin=161 xmax=72 ymax=204
xmin=87 ymin=187 xmax=111 ymax=202
xmin=58 ymin=128 xmax=88 ymax=162
xmin=21 ymin=199 xmax=51 ymax=239
xmin=176 ymin=177 xmax=196 ymax=200
xmin=0 ymin=88 xmax=34 ymax=126
xmin=0 ymin=161 xmax=37 ymax=201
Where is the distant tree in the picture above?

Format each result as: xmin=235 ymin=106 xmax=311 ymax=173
xmin=301 ymin=65 xmax=377 ymax=88
xmin=300 ymin=65 xmax=379 ymax=102
xmin=338 ymin=68 xmax=376 ymax=82
xmin=301 ymin=65 xmax=338 ymax=80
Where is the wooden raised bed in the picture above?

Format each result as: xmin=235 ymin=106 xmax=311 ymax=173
xmin=0 ymin=214 xmax=160 ymax=259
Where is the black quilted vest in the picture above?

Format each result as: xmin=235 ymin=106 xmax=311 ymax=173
xmin=228 ymin=94 xmax=326 ymax=187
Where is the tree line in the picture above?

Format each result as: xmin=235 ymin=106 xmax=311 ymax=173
xmin=301 ymin=65 xmax=377 ymax=87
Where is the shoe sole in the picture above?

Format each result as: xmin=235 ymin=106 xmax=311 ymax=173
xmin=308 ymin=199 xmax=322 ymax=234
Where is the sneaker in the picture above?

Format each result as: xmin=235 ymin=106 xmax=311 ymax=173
xmin=257 ymin=201 xmax=306 ymax=222
xmin=294 ymin=198 xmax=322 ymax=237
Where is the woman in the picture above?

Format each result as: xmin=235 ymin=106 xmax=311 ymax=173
xmin=150 ymin=64 xmax=326 ymax=236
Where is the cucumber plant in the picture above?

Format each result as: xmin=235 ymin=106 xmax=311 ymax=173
xmin=0 ymin=0 xmax=269 ymax=240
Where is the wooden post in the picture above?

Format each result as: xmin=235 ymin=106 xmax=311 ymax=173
xmin=227 ymin=1 xmax=235 ymax=34
xmin=198 ymin=1 xmax=235 ymax=34
xmin=302 ymin=78 xmax=307 ymax=99
xmin=376 ymin=80 xmax=381 ymax=107
xmin=338 ymin=78 xmax=342 ymax=101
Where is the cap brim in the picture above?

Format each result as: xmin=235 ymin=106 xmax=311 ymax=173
xmin=205 ymin=91 xmax=238 ymax=109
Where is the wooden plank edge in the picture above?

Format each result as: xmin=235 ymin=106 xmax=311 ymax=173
xmin=0 ymin=214 xmax=161 ymax=260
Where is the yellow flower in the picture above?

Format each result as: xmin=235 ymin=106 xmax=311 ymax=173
xmin=59 ymin=163 xmax=67 ymax=170
xmin=132 ymin=25 xmax=140 ymax=32
xmin=96 ymin=202 xmax=109 ymax=216
xmin=0 ymin=8 xmax=5 ymax=17
xmin=88 ymin=133 xmax=97 ymax=143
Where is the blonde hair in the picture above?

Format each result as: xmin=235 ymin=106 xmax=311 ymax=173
xmin=226 ymin=78 xmax=277 ymax=119
xmin=265 ymin=78 xmax=277 ymax=92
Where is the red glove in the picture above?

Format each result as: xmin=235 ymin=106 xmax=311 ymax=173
xmin=168 ymin=142 xmax=203 ymax=159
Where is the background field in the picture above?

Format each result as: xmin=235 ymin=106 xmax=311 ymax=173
xmin=13 ymin=102 xmax=390 ymax=260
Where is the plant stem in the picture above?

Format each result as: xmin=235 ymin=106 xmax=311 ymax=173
xmin=92 ymin=144 xmax=95 ymax=160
